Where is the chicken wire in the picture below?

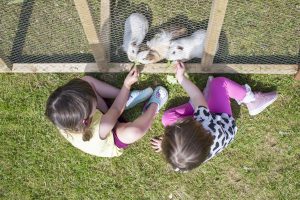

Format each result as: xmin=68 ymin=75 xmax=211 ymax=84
xmin=1 ymin=0 xmax=299 ymax=67
xmin=1 ymin=0 xmax=95 ymax=64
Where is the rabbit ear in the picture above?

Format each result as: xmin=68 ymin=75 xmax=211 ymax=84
xmin=177 ymin=46 xmax=184 ymax=50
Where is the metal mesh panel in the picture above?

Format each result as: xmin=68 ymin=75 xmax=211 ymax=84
xmin=215 ymin=0 xmax=299 ymax=64
xmin=105 ymin=0 xmax=211 ymax=63
xmin=1 ymin=0 xmax=299 ymax=66
xmin=0 ymin=0 xmax=94 ymax=64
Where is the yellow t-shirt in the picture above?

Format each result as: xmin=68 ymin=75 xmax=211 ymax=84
xmin=59 ymin=110 xmax=123 ymax=157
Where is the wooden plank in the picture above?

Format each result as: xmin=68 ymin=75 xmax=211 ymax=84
xmin=11 ymin=63 xmax=298 ymax=74
xmin=295 ymin=65 xmax=300 ymax=80
xmin=201 ymin=0 xmax=228 ymax=68
xmin=100 ymin=0 xmax=111 ymax=62
xmin=0 ymin=58 xmax=11 ymax=72
xmin=74 ymin=0 xmax=108 ymax=70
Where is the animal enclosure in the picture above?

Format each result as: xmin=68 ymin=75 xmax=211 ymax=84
xmin=0 ymin=0 xmax=299 ymax=77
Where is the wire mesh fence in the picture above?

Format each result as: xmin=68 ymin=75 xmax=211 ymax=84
xmin=0 ymin=0 xmax=299 ymax=67
xmin=1 ymin=0 xmax=94 ymax=64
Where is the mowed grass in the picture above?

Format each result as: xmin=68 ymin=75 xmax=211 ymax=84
xmin=0 ymin=73 xmax=299 ymax=199
xmin=1 ymin=0 xmax=299 ymax=199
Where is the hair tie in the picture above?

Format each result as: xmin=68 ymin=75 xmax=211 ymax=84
xmin=82 ymin=119 xmax=88 ymax=126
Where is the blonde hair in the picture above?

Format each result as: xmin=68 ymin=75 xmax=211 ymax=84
xmin=45 ymin=78 xmax=96 ymax=141
xmin=162 ymin=117 xmax=213 ymax=171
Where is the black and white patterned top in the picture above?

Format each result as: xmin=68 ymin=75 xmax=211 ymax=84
xmin=193 ymin=106 xmax=237 ymax=162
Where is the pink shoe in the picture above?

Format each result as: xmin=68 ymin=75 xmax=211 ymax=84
xmin=246 ymin=91 xmax=278 ymax=116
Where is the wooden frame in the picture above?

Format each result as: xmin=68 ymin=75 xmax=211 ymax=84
xmin=74 ymin=0 xmax=108 ymax=71
xmin=0 ymin=58 xmax=11 ymax=72
xmin=2 ymin=0 xmax=298 ymax=79
xmin=11 ymin=63 xmax=298 ymax=74
xmin=295 ymin=65 xmax=300 ymax=80
xmin=201 ymin=0 xmax=228 ymax=68
xmin=100 ymin=0 xmax=111 ymax=62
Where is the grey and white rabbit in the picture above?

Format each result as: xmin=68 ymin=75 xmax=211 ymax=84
xmin=136 ymin=26 xmax=187 ymax=64
xmin=166 ymin=29 xmax=216 ymax=62
xmin=122 ymin=13 xmax=149 ymax=62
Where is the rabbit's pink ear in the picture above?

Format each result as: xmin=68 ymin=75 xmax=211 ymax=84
xmin=177 ymin=46 xmax=184 ymax=50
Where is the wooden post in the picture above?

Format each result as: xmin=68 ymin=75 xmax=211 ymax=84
xmin=295 ymin=64 xmax=300 ymax=80
xmin=100 ymin=0 xmax=111 ymax=62
xmin=74 ymin=0 xmax=108 ymax=71
xmin=11 ymin=63 xmax=298 ymax=74
xmin=0 ymin=58 xmax=11 ymax=72
xmin=201 ymin=0 xmax=228 ymax=68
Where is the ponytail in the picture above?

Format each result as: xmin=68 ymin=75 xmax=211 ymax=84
xmin=82 ymin=126 xmax=93 ymax=141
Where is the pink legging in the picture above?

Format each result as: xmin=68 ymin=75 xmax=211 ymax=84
xmin=162 ymin=77 xmax=247 ymax=127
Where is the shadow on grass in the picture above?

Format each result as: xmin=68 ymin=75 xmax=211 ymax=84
xmin=5 ymin=0 xmax=298 ymax=66
xmin=7 ymin=0 xmax=96 ymax=65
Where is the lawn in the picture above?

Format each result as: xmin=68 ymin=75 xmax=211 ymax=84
xmin=0 ymin=73 xmax=299 ymax=199
xmin=1 ymin=0 xmax=300 ymax=199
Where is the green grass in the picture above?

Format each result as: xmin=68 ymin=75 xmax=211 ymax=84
xmin=0 ymin=0 xmax=299 ymax=199
xmin=0 ymin=73 xmax=299 ymax=199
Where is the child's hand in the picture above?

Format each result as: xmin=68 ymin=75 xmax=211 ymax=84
xmin=124 ymin=66 xmax=139 ymax=89
xmin=175 ymin=61 xmax=186 ymax=84
xmin=150 ymin=137 xmax=163 ymax=152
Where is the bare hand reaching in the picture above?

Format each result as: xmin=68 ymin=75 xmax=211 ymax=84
xmin=175 ymin=61 xmax=186 ymax=84
xmin=124 ymin=66 xmax=139 ymax=89
xmin=150 ymin=137 xmax=163 ymax=152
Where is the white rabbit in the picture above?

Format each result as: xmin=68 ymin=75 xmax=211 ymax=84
xmin=122 ymin=13 xmax=149 ymax=62
xmin=136 ymin=30 xmax=172 ymax=64
xmin=136 ymin=27 xmax=187 ymax=64
xmin=166 ymin=30 xmax=216 ymax=62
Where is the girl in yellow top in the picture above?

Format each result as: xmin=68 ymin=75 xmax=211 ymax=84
xmin=45 ymin=67 xmax=168 ymax=157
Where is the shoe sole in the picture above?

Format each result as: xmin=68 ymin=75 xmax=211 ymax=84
xmin=125 ymin=88 xmax=153 ymax=110
xmin=249 ymin=94 xmax=278 ymax=116
xmin=143 ymin=86 xmax=168 ymax=113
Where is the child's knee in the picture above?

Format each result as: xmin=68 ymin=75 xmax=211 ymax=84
xmin=162 ymin=111 xmax=173 ymax=127
xmin=211 ymin=77 xmax=228 ymax=88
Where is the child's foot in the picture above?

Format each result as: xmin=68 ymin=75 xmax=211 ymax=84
xmin=246 ymin=91 xmax=278 ymax=116
xmin=203 ymin=76 xmax=214 ymax=100
xmin=125 ymin=87 xmax=153 ymax=110
xmin=143 ymin=86 xmax=168 ymax=113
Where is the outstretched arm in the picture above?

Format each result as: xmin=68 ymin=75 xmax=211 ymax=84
xmin=98 ymin=67 xmax=139 ymax=139
xmin=175 ymin=62 xmax=208 ymax=109
xmin=81 ymin=76 xmax=121 ymax=113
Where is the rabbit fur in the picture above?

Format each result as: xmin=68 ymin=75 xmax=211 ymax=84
xmin=122 ymin=13 xmax=149 ymax=62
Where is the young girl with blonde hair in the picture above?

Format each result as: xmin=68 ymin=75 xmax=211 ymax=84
xmin=46 ymin=67 xmax=168 ymax=157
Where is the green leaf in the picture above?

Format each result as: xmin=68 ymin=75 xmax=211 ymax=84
xmin=166 ymin=75 xmax=178 ymax=85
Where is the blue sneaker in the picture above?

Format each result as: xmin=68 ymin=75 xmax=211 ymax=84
xmin=125 ymin=87 xmax=153 ymax=110
xmin=143 ymin=86 xmax=168 ymax=113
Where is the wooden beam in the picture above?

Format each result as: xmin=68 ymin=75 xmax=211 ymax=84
xmin=0 ymin=58 xmax=11 ymax=72
xmin=295 ymin=64 xmax=300 ymax=80
xmin=100 ymin=0 xmax=111 ymax=62
xmin=201 ymin=0 xmax=228 ymax=68
xmin=74 ymin=0 xmax=108 ymax=71
xmin=11 ymin=63 xmax=298 ymax=74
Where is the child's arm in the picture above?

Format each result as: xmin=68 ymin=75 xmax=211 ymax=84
xmin=81 ymin=76 xmax=120 ymax=113
xmin=98 ymin=67 xmax=139 ymax=140
xmin=175 ymin=62 xmax=208 ymax=109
